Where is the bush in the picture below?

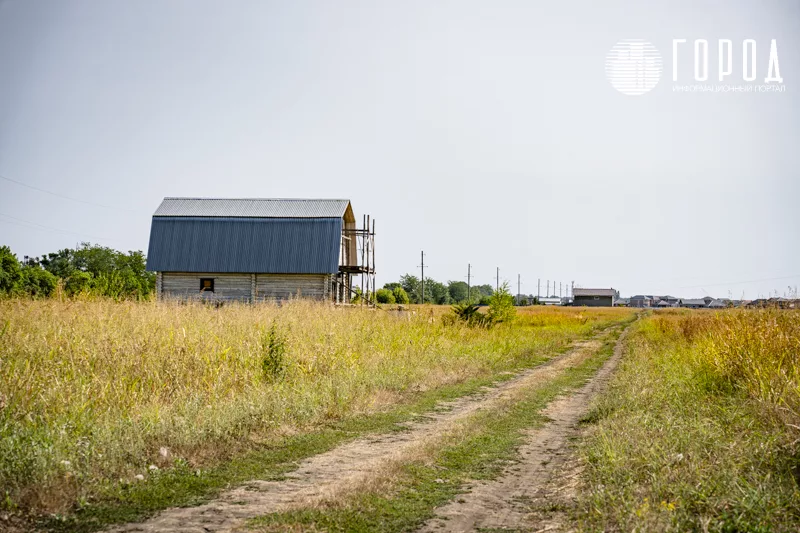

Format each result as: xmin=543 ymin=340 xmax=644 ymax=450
xmin=0 ymin=245 xmax=22 ymax=296
xmin=487 ymin=283 xmax=516 ymax=324
xmin=450 ymin=302 xmax=490 ymax=327
xmin=392 ymin=286 xmax=410 ymax=305
xmin=19 ymin=266 xmax=58 ymax=297
xmin=261 ymin=323 xmax=287 ymax=380
xmin=375 ymin=288 xmax=395 ymax=304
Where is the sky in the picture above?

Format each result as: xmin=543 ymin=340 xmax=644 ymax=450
xmin=0 ymin=0 xmax=798 ymax=300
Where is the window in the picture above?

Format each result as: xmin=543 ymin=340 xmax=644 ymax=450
xmin=200 ymin=278 xmax=214 ymax=292
xmin=594 ymin=296 xmax=599 ymax=300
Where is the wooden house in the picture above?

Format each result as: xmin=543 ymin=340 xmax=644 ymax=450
xmin=572 ymin=288 xmax=618 ymax=307
xmin=146 ymin=198 xmax=374 ymax=303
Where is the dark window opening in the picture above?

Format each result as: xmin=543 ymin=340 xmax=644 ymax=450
xmin=200 ymin=278 xmax=214 ymax=292
xmin=594 ymin=296 xmax=599 ymax=300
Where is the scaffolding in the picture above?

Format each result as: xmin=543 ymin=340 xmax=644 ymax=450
xmin=338 ymin=214 xmax=375 ymax=306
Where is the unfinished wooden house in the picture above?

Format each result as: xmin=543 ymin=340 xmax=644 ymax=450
xmin=146 ymin=198 xmax=375 ymax=303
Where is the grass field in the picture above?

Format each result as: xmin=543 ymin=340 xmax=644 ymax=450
xmin=0 ymin=298 xmax=631 ymax=524
xmin=577 ymin=309 xmax=800 ymax=532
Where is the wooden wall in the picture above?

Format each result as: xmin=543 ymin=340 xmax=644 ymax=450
xmin=159 ymin=272 xmax=332 ymax=302
xmin=162 ymin=273 xmax=251 ymax=301
xmin=255 ymin=273 xmax=329 ymax=301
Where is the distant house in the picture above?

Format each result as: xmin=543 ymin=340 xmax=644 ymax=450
xmin=615 ymin=297 xmax=630 ymax=307
xmin=629 ymin=295 xmax=653 ymax=308
xmin=572 ymin=288 xmax=618 ymax=307
xmin=539 ymin=296 xmax=562 ymax=306
xmin=679 ymin=298 xmax=707 ymax=309
xmin=656 ymin=299 xmax=673 ymax=307
xmin=707 ymin=299 xmax=728 ymax=309
xmin=146 ymin=198 xmax=374 ymax=303
xmin=660 ymin=295 xmax=679 ymax=306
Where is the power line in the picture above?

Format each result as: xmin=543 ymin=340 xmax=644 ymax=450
xmin=0 ymin=212 xmax=116 ymax=242
xmin=678 ymin=274 xmax=800 ymax=290
xmin=0 ymin=173 xmax=138 ymax=212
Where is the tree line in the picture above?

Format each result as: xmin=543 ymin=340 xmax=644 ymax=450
xmin=0 ymin=243 xmax=154 ymax=299
xmin=376 ymin=274 xmax=496 ymax=305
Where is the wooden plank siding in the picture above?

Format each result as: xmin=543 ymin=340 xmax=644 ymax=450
xmin=161 ymin=273 xmax=252 ymax=302
xmin=255 ymin=273 xmax=330 ymax=301
xmin=158 ymin=272 xmax=333 ymax=302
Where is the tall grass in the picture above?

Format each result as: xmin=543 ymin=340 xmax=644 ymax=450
xmin=0 ymin=299 xmax=630 ymax=514
xmin=579 ymin=309 xmax=800 ymax=532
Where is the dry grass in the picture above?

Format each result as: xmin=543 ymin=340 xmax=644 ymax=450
xmin=0 ymin=298 xmax=631 ymax=514
xmin=579 ymin=309 xmax=800 ymax=532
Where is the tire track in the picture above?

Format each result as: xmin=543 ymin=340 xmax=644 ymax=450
xmin=105 ymin=329 xmax=616 ymax=533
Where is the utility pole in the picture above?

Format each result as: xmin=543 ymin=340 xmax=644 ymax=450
xmin=467 ymin=263 xmax=471 ymax=302
xmin=571 ymin=281 xmax=574 ymax=299
xmin=537 ymin=278 xmax=541 ymax=301
xmin=560 ymin=282 xmax=562 ymax=299
xmin=547 ymin=280 xmax=550 ymax=297
xmin=420 ymin=251 xmax=425 ymax=304
xmin=496 ymin=267 xmax=499 ymax=292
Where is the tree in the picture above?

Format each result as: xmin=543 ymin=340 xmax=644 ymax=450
xmin=0 ymin=246 xmax=22 ymax=295
xmin=487 ymin=282 xmax=516 ymax=324
xmin=425 ymin=278 xmax=451 ymax=305
xmin=448 ymin=281 xmax=469 ymax=303
xmin=19 ymin=265 xmax=58 ymax=297
xmin=392 ymin=286 xmax=410 ymax=304
xmin=399 ymin=274 xmax=421 ymax=303
xmin=382 ymin=282 xmax=401 ymax=292
xmin=375 ymin=288 xmax=396 ymax=304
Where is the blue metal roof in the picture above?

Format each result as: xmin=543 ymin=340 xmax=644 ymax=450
xmin=146 ymin=217 xmax=342 ymax=273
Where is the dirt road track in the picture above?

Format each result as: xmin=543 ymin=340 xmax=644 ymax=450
xmin=419 ymin=325 xmax=631 ymax=533
xmin=105 ymin=328 xmax=623 ymax=533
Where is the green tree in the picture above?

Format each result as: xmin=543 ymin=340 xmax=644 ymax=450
xmin=19 ymin=265 xmax=58 ymax=297
xmin=425 ymin=278 xmax=451 ymax=305
xmin=448 ymin=281 xmax=469 ymax=303
xmin=399 ymin=274 xmax=421 ymax=303
xmin=487 ymin=282 xmax=516 ymax=324
xmin=0 ymin=246 xmax=22 ymax=295
xmin=375 ymin=288 xmax=396 ymax=304
xmin=392 ymin=286 xmax=410 ymax=304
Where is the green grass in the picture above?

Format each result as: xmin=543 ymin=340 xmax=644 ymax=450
xmin=0 ymin=299 xmax=634 ymax=523
xmin=247 ymin=328 xmax=624 ymax=532
xmin=38 ymin=366 xmax=539 ymax=533
xmin=576 ymin=311 xmax=800 ymax=532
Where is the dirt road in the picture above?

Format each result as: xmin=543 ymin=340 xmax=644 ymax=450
xmin=106 ymin=326 xmax=627 ymax=533
xmin=419 ymin=326 xmax=630 ymax=532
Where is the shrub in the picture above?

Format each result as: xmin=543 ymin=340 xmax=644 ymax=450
xmin=487 ymin=282 xmax=516 ymax=324
xmin=19 ymin=266 xmax=58 ymax=297
xmin=392 ymin=286 xmax=410 ymax=305
xmin=450 ymin=302 xmax=490 ymax=327
xmin=261 ymin=323 xmax=287 ymax=380
xmin=0 ymin=245 xmax=22 ymax=296
xmin=375 ymin=288 xmax=396 ymax=304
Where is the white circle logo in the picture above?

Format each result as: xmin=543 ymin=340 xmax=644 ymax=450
xmin=605 ymin=39 xmax=662 ymax=96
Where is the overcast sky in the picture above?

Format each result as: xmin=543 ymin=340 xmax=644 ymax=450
xmin=1 ymin=0 xmax=798 ymax=299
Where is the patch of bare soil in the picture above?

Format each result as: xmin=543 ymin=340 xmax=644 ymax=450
xmin=104 ymin=334 xmax=610 ymax=533
xmin=418 ymin=327 xmax=630 ymax=533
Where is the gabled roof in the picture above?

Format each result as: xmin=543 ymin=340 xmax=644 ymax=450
xmin=680 ymin=299 xmax=707 ymax=306
xmin=154 ymin=198 xmax=354 ymax=221
xmin=573 ymin=288 xmax=616 ymax=297
xmin=146 ymin=197 xmax=353 ymax=273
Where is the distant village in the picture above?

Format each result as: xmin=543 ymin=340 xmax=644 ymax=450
xmin=528 ymin=288 xmax=798 ymax=309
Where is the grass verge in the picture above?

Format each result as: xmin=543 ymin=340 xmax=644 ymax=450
xmin=575 ymin=310 xmax=800 ymax=532
xmin=246 ymin=327 xmax=625 ymax=532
